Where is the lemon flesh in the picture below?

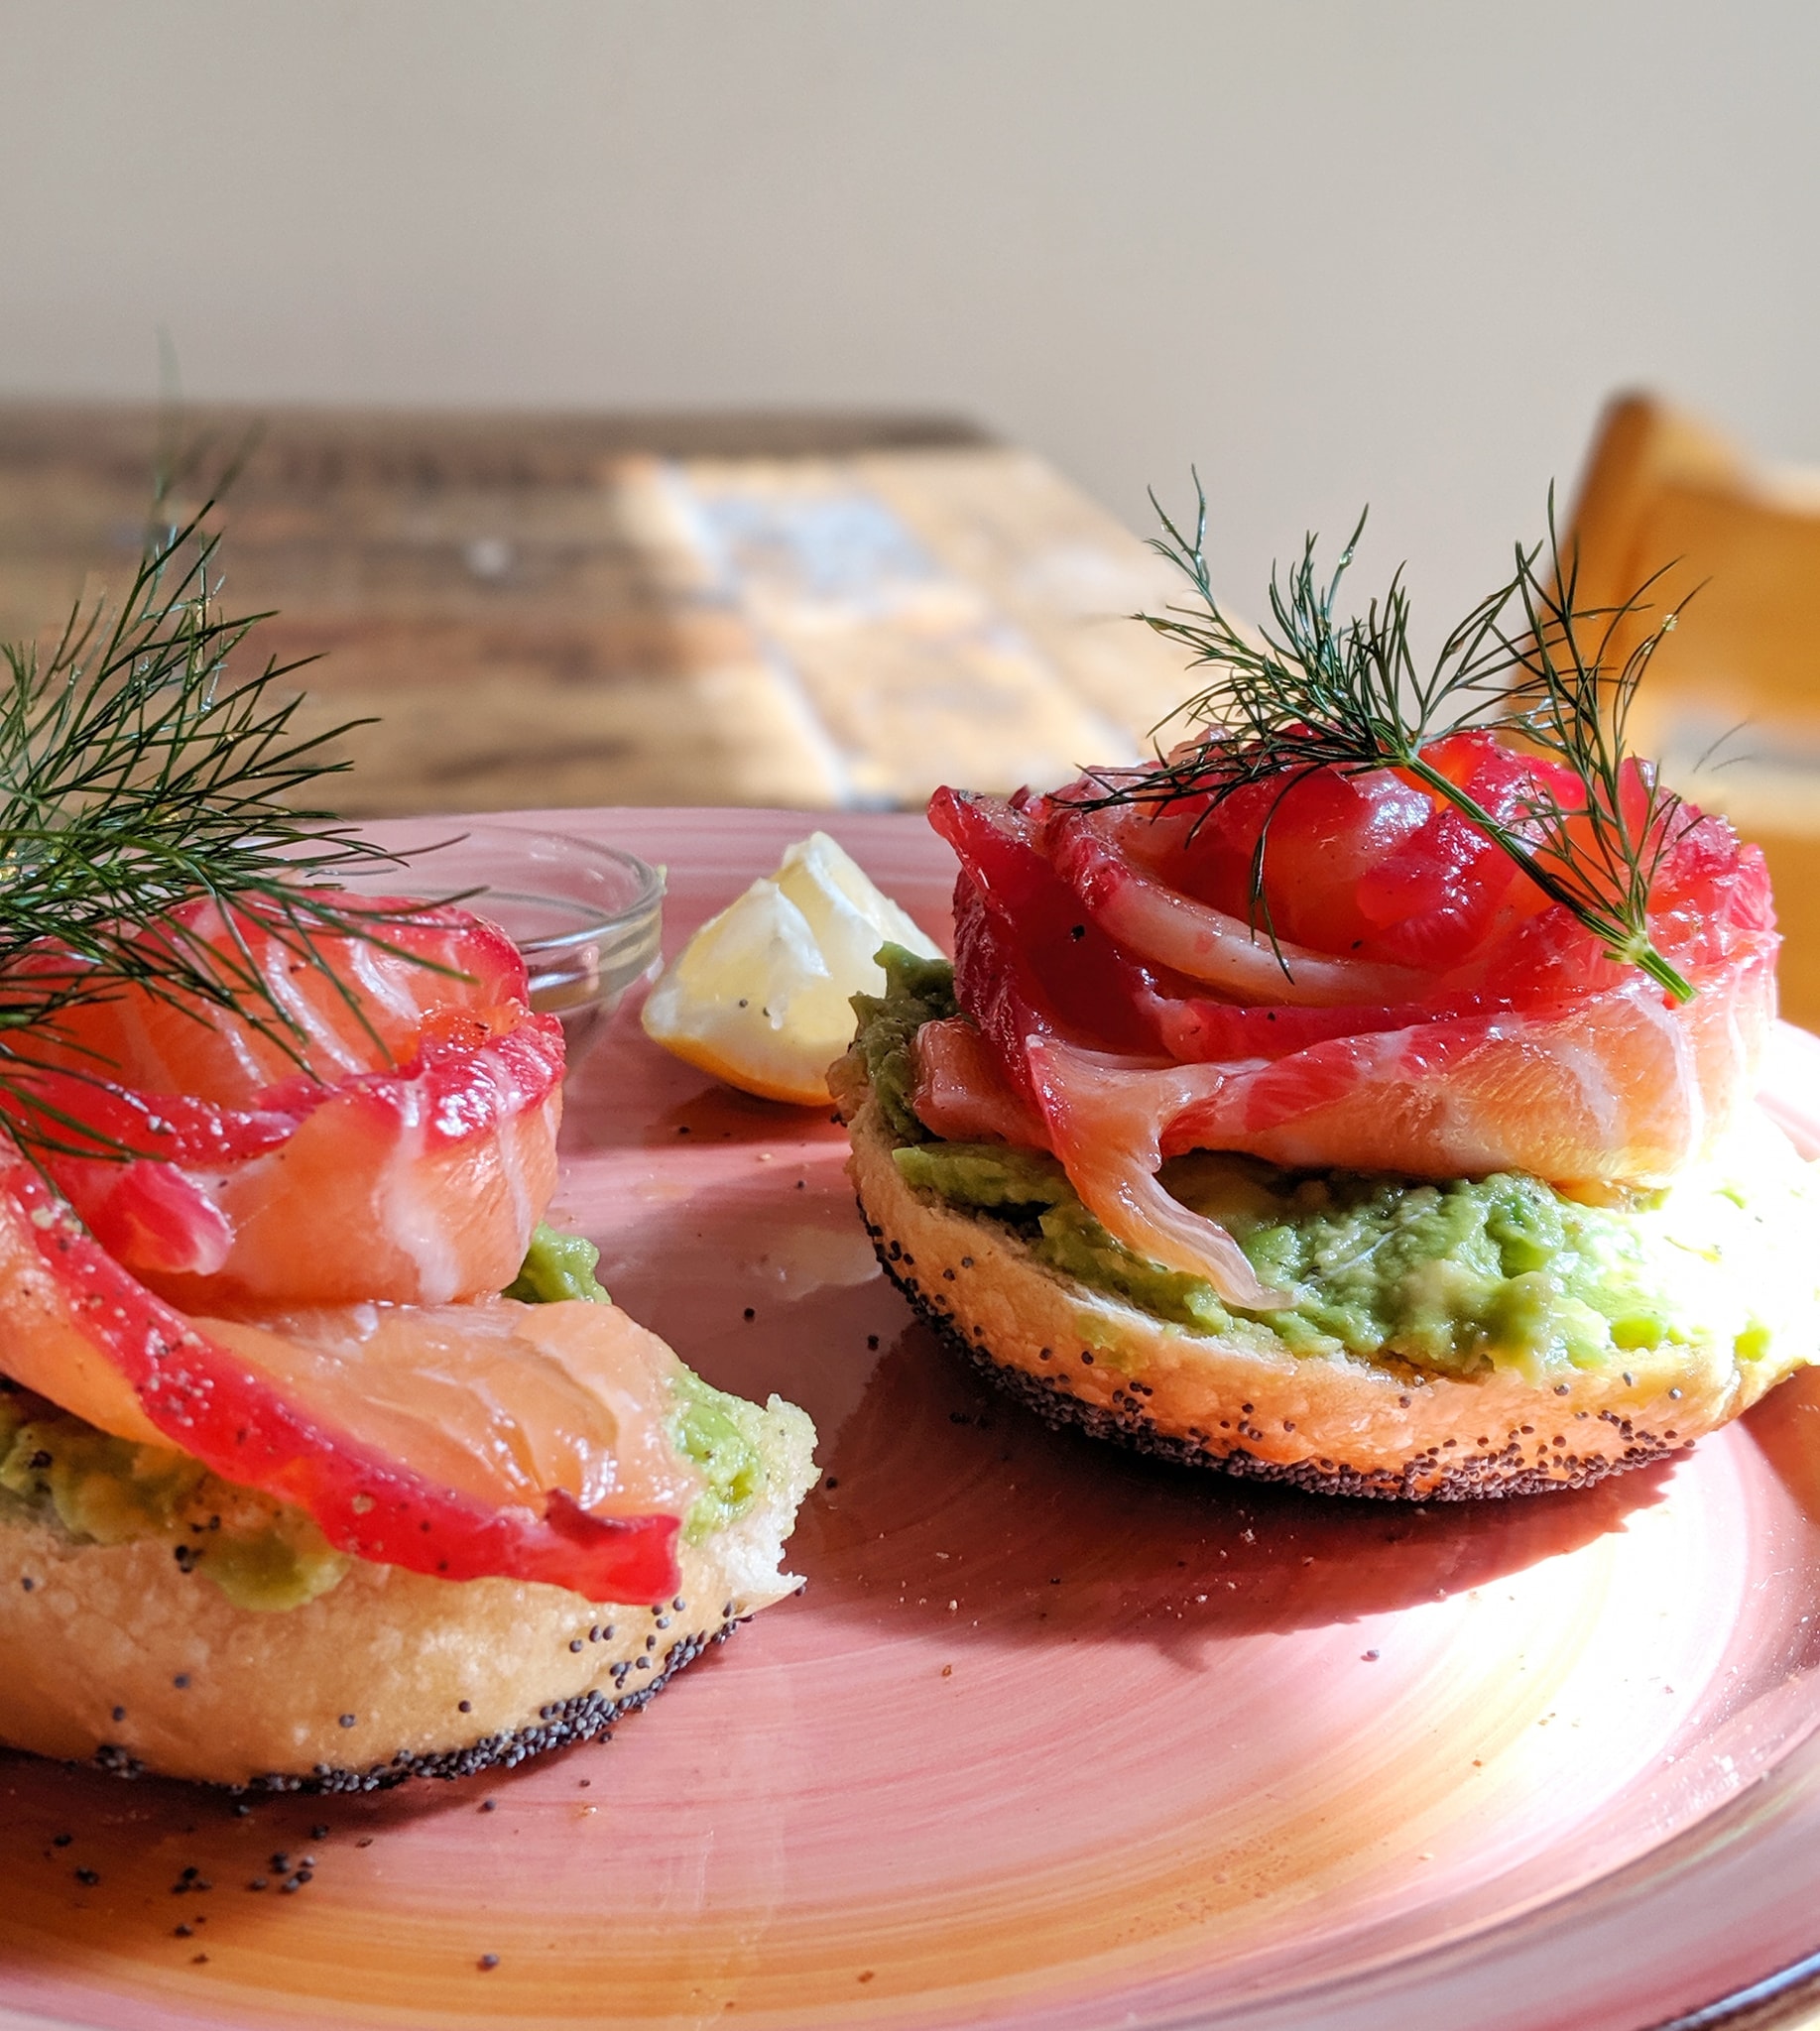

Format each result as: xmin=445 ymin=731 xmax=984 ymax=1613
xmin=641 ymin=832 xmax=941 ymax=1105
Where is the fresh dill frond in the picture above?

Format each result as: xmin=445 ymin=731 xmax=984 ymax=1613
xmin=1074 ymin=476 xmax=1697 ymax=1002
xmin=0 ymin=497 xmax=423 ymax=1160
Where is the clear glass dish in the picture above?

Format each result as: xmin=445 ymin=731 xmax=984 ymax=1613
xmin=329 ymin=821 xmax=665 ymax=1060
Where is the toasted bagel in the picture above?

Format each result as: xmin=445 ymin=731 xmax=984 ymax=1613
xmin=845 ymin=1090 xmax=1801 ymax=1499
xmin=0 ymin=1396 xmax=815 ymax=1790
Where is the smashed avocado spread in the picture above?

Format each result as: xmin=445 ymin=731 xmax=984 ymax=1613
xmin=0 ymin=1380 xmax=347 ymax=1612
xmin=850 ymin=945 xmax=958 ymax=1143
xmin=668 ymin=1370 xmax=774 ymax=1543
xmin=863 ymin=952 xmax=1818 ymax=1383
xmin=503 ymin=1222 xmax=612 ymax=1304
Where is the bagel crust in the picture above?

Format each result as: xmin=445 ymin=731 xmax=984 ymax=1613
xmin=0 ymin=1404 xmax=816 ymax=1789
xmin=845 ymin=1093 xmax=1790 ymax=1499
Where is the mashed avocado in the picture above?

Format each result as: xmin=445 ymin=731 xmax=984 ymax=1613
xmin=668 ymin=1370 xmax=774 ymax=1543
xmin=503 ymin=1222 xmax=612 ymax=1304
xmin=866 ymin=957 xmax=1819 ymax=1384
xmin=851 ymin=944 xmax=958 ymax=1143
xmin=0 ymin=1383 xmax=347 ymax=1612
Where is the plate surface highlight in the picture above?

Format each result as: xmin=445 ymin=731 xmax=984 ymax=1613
xmin=1 ymin=807 xmax=1817 ymax=2031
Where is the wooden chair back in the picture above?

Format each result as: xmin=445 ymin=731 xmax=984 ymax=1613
xmin=1563 ymin=392 xmax=1820 ymax=1025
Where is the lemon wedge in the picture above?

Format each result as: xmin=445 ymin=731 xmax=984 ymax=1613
xmin=642 ymin=832 xmax=942 ymax=1105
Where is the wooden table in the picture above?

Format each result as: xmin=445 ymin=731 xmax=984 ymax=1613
xmin=7 ymin=399 xmax=1818 ymax=1036
xmin=0 ymin=404 xmax=1194 ymax=817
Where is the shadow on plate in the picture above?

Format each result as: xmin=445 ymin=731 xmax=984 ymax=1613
xmin=788 ymin=1326 xmax=1683 ymax=1659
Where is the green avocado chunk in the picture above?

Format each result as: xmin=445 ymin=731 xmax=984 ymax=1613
xmin=850 ymin=943 xmax=958 ymax=1143
xmin=667 ymin=1369 xmax=773 ymax=1545
xmin=1165 ymin=1155 xmax=1672 ymax=1372
xmin=0 ymin=1383 xmax=348 ymax=1612
xmin=893 ymin=1141 xmax=1235 ymax=1336
xmin=502 ymin=1222 xmax=612 ymax=1304
xmin=891 ymin=1135 xmax=1668 ymax=1373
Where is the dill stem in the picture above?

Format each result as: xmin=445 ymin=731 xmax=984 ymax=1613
xmin=1626 ymin=941 xmax=1696 ymax=1006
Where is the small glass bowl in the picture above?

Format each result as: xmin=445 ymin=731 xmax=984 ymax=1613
xmin=334 ymin=823 xmax=665 ymax=1061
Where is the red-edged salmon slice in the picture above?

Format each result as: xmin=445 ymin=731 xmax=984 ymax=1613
xmin=0 ymin=1137 xmax=685 ymax=1602
xmin=920 ymin=736 xmax=1779 ymax=1304
xmin=9 ymin=898 xmax=562 ymax=1313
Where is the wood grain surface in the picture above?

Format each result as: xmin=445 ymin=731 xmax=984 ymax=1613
xmin=7 ymin=396 xmax=1818 ymax=1032
xmin=0 ymin=403 xmax=1192 ymax=818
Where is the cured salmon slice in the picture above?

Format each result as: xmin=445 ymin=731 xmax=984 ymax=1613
xmin=924 ymin=738 xmax=1779 ymax=1303
xmin=0 ymin=1136 xmax=686 ymax=1603
xmin=8 ymin=898 xmax=562 ymax=1312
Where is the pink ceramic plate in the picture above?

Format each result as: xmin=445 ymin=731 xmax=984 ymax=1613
xmin=2 ymin=808 xmax=1818 ymax=2031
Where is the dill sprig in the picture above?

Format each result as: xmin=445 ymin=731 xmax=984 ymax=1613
xmin=1075 ymin=477 xmax=1697 ymax=1001
xmin=0 ymin=497 xmax=422 ymax=1160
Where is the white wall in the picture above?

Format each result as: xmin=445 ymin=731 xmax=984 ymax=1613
xmin=2 ymin=0 xmax=1816 ymax=628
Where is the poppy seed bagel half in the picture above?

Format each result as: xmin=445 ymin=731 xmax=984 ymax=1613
xmin=842 ymin=1088 xmax=1794 ymax=1500
xmin=0 ymin=1399 xmax=816 ymax=1790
